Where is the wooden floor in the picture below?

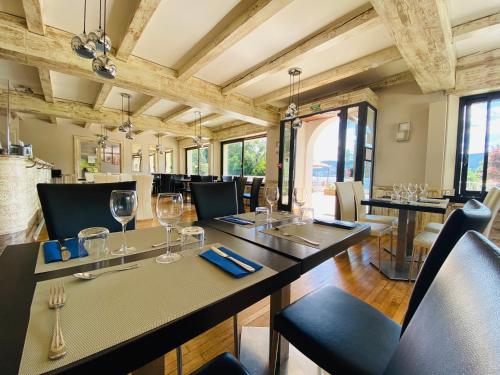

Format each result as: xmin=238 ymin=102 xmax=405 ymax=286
xmin=34 ymin=202 xmax=411 ymax=375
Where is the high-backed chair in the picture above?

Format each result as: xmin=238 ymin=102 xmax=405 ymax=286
xmin=222 ymin=175 xmax=233 ymax=182
xmin=159 ymin=174 xmax=173 ymax=193
xmin=336 ymin=181 xmax=391 ymax=263
xmin=193 ymin=231 xmax=500 ymax=375
xmin=191 ymin=182 xmax=238 ymax=220
xmin=353 ymin=181 xmax=397 ymax=225
xmin=200 ymin=175 xmax=213 ymax=182
xmin=132 ymin=174 xmax=153 ymax=220
xmin=37 ymin=181 xmax=136 ymax=240
xmin=243 ymin=177 xmax=263 ymax=212
xmin=234 ymin=177 xmax=247 ymax=214
xmin=190 ymin=175 xmax=202 ymax=182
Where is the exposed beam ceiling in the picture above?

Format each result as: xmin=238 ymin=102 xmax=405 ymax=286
xmin=370 ymin=0 xmax=456 ymax=93
xmin=0 ymin=90 xmax=213 ymax=138
xmin=213 ymin=123 xmax=268 ymax=141
xmin=21 ymin=0 xmax=45 ymax=35
xmin=38 ymin=67 xmax=54 ymax=103
xmin=211 ymin=120 xmax=247 ymax=132
xmin=132 ymin=96 xmax=161 ymax=116
xmin=453 ymin=48 xmax=500 ymax=96
xmin=84 ymin=122 xmax=92 ymax=129
xmin=176 ymin=0 xmax=293 ymax=80
xmin=0 ymin=13 xmax=278 ymax=126
xmin=115 ymin=0 xmax=162 ymax=61
xmin=452 ymin=11 xmax=500 ymax=42
xmin=162 ymin=105 xmax=192 ymax=123
xmin=222 ymin=3 xmax=380 ymax=94
xmin=188 ymin=113 xmax=223 ymax=126
xmin=255 ymin=46 xmax=401 ymax=105
xmin=93 ymin=84 xmax=113 ymax=110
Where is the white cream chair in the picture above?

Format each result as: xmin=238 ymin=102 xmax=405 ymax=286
xmin=336 ymin=182 xmax=391 ymax=268
xmin=120 ymin=173 xmax=133 ymax=182
xmin=133 ymin=174 xmax=154 ymax=220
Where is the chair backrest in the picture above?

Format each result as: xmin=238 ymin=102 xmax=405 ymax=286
xmin=249 ymin=177 xmax=264 ymax=212
xmin=37 ymin=181 xmax=137 ymax=240
xmin=222 ymin=176 xmax=233 ymax=182
xmin=159 ymin=174 xmax=173 ymax=193
xmin=190 ymin=175 xmax=202 ymax=183
xmin=132 ymin=174 xmax=154 ymax=220
xmin=482 ymin=187 xmax=500 ymax=237
xmin=200 ymin=175 xmax=213 ymax=182
xmin=401 ymin=199 xmax=491 ymax=332
xmin=191 ymin=182 xmax=238 ymax=220
xmin=352 ymin=180 xmax=367 ymax=220
xmin=384 ymin=231 xmax=500 ymax=375
xmin=334 ymin=182 xmax=356 ymax=221
xmin=234 ymin=177 xmax=247 ymax=214
xmin=120 ymin=173 xmax=133 ymax=182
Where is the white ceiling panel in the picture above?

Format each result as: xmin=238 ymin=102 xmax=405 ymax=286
xmin=103 ymin=86 xmax=149 ymax=112
xmin=449 ymin=0 xmax=500 ymax=26
xmin=237 ymin=23 xmax=394 ymax=99
xmin=175 ymin=107 xmax=209 ymax=123
xmin=132 ymin=0 xmax=240 ymax=68
xmin=51 ymin=71 xmax=100 ymax=104
xmin=143 ymin=99 xmax=180 ymax=117
xmin=0 ymin=0 xmax=25 ymax=17
xmin=202 ymin=115 xmax=236 ymax=127
xmin=0 ymin=60 xmax=42 ymax=94
xmin=195 ymin=0 xmax=367 ymax=85
xmin=454 ymin=26 xmax=500 ymax=57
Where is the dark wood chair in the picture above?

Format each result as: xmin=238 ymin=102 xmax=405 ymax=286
xmin=243 ymin=177 xmax=263 ymax=212
xmin=233 ymin=176 xmax=247 ymax=214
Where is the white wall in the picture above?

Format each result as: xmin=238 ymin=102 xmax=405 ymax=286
xmin=18 ymin=118 xmax=178 ymax=175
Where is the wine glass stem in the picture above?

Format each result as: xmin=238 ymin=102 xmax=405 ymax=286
xmin=269 ymin=204 xmax=273 ymax=218
xmin=165 ymin=226 xmax=172 ymax=256
xmin=122 ymin=223 xmax=127 ymax=251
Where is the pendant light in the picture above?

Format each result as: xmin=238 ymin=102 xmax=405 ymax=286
xmin=119 ymin=93 xmax=133 ymax=132
xmin=284 ymin=67 xmax=303 ymax=129
xmin=126 ymin=130 xmax=134 ymax=140
xmin=97 ymin=124 xmax=108 ymax=149
xmin=71 ymin=0 xmax=97 ymax=59
xmin=92 ymin=0 xmax=116 ymax=79
xmin=193 ymin=111 xmax=203 ymax=148
xmin=89 ymin=0 xmax=112 ymax=53
xmin=155 ymin=133 xmax=164 ymax=154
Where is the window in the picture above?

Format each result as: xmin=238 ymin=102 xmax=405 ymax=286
xmin=186 ymin=147 xmax=208 ymax=175
xmin=164 ymin=150 xmax=173 ymax=173
xmin=149 ymin=145 xmax=156 ymax=173
xmin=222 ymin=136 xmax=267 ymax=179
xmin=455 ymin=91 xmax=500 ymax=197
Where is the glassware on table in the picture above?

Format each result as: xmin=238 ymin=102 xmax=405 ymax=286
xmin=180 ymin=226 xmax=205 ymax=251
xmin=264 ymin=186 xmax=280 ymax=222
xmin=300 ymin=207 xmax=315 ymax=224
xmin=419 ymin=183 xmax=429 ymax=199
xmin=255 ymin=206 xmax=269 ymax=222
xmin=390 ymin=192 xmax=400 ymax=201
xmin=78 ymin=227 xmax=109 ymax=259
xmin=393 ymin=183 xmax=402 ymax=197
xmin=293 ymin=187 xmax=307 ymax=224
xmin=156 ymin=193 xmax=184 ymax=264
xmin=110 ymin=190 xmax=138 ymax=255
xmin=407 ymin=183 xmax=418 ymax=201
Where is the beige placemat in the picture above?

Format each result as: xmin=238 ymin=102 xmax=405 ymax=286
xmin=260 ymin=223 xmax=359 ymax=248
xmin=217 ymin=211 xmax=295 ymax=228
xmin=20 ymin=243 xmax=275 ymax=375
xmin=35 ymin=226 xmax=196 ymax=274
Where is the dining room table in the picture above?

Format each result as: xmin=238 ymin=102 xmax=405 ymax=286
xmin=361 ymin=197 xmax=449 ymax=281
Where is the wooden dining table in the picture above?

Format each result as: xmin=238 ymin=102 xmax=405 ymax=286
xmin=0 ymin=219 xmax=369 ymax=375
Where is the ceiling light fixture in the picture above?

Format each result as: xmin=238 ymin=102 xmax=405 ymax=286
xmin=155 ymin=133 xmax=164 ymax=154
xmin=284 ymin=67 xmax=303 ymax=129
xmin=119 ymin=93 xmax=133 ymax=132
xmin=97 ymin=124 xmax=108 ymax=149
xmin=89 ymin=0 xmax=112 ymax=53
xmin=193 ymin=111 xmax=203 ymax=148
xmin=71 ymin=0 xmax=97 ymax=59
xmin=92 ymin=0 xmax=116 ymax=79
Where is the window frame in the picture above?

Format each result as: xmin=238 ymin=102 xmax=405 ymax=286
xmin=454 ymin=90 xmax=500 ymax=199
xmin=220 ymin=134 xmax=267 ymax=179
xmin=185 ymin=146 xmax=209 ymax=175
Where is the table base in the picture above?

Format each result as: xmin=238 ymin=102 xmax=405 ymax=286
xmin=370 ymin=259 xmax=417 ymax=281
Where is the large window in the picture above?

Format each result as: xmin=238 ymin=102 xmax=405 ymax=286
xmin=222 ymin=136 xmax=267 ymax=178
xmin=455 ymin=91 xmax=500 ymax=197
xmin=186 ymin=147 xmax=208 ymax=175
xmin=164 ymin=150 xmax=173 ymax=173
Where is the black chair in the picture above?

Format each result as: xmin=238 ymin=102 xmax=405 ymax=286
xmin=190 ymin=182 xmax=238 ymax=220
xmin=222 ymin=176 xmax=233 ymax=182
xmin=190 ymin=175 xmax=202 ymax=182
xmin=152 ymin=173 xmax=161 ymax=194
xmin=243 ymin=177 xmax=263 ymax=212
xmin=271 ymin=200 xmax=490 ymax=374
xmin=37 ymin=181 xmax=137 ymax=240
xmin=200 ymin=175 xmax=213 ymax=182
xmin=159 ymin=174 xmax=173 ymax=193
xmin=172 ymin=174 xmax=185 ymax=194
xmin=234 ymin=176 xmax=247 ymax=214
xmin=194 ymin=230 xmax=500 ymax=375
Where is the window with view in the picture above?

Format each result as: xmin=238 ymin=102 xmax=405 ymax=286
xmin=164 ymin=150 xmax=173 ymax=173
xmin=455 ymin=91 xmax=500 ymax=197
xmin=222 ymin=136 xmax=267 ymax=180
xmin=186 ymin=147 xmax=208 ymax=175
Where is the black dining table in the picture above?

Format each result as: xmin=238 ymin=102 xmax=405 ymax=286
xmin=361 ymin=198 xmax=449 ymax=280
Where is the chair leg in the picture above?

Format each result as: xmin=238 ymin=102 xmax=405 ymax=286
xmin=176 ymin=346 xmax=182 ymax=375
xmin=272 ymin=334 xmax=282 ymax=375
xmin=409 ymin=246 xmax=418 ymax=283
xmin=233 ymin=314 xmax=240 ymax=358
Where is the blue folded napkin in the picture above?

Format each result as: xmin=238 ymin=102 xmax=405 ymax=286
xmin=199 ymin=246 xmax=262 ymax=278
xmin=43 ymin=238 xmax=88 ymax=263
xmin=220 ymin=216 xmax=255 ymax=225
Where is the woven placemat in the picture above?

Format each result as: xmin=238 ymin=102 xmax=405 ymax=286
xmin=260 ymin=223 xmax=358 ymax=249
xmin=35 ymin=226 xmax=196 ymax=274
xmin=217 ymin=211 xmax=295 ymax=228
xmin=20 ymin=243 xmax=275 ymax=374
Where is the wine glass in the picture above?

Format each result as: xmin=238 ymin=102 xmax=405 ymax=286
xmin=156 ymin=193 xmax=184 ymax=264
xmin=419 ymin=183 xmax=429 ymax=199
xmin=264 ymin=186 xmax=280 ymax=222
xmin=393 ymin=183 xmax=402 ymax=199
xmin=110 ymin=190 xmax=138 ymax=255
xmin=407 ymin=183 xmax=417 ymax=201
xmin=293 ymin=188 xmax=307 ymax=224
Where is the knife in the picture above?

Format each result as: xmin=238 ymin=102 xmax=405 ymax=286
xmin=210 ymin=246 xmax=255 ymax=272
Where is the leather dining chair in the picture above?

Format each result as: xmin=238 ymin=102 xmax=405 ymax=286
xmin=243 ymin=177 xmax=263 ymax=212
xmin=192 ymin=230 xmax=500 ymax=375
xmin=37 ymin=181 xmax=137 ymax=240
xmin=222 ymin=175 xmax=234 ymax=182
xmin=234 ymin=176 xmax=247 ymax=214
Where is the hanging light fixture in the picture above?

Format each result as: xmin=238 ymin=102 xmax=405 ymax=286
xmin=155 ymin=133 xmax=164 ymax=154
xmin=89 ymin=0 xmax=112 ymax=53
xmin=97 ymin=124 xmax=108 ymax=149
xmin=92 ymin=0 xmax=116 ymax=79
xmin=71 ymin=0 xmax=97 ymax=59
xmin=126 ymin=130 xmax=134 ymax=140
xmin=119 ymin=93 xmax=134 ymax=132
xmin=284 ymin=67 xmax=303 ymax=129
xmin=193 ymin=111 xmax=203 ymax=148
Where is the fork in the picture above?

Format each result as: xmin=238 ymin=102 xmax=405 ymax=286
xmin=48 ymin=285 xmax=67 ymax=360
xmin=273 ymin=227 xmax=320 ymax=246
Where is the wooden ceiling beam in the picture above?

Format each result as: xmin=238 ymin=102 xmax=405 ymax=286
xmin=211 ymin=120 xmax=247 ymax=132
xmin=115 ymin=0 xmax=162 ymax=61
xmin=132 ymin=96 xmax=161 ymax=116
xmin=176 ymin=0 xmax=293 ymax=80
xmin=213 ymin=123 xmax=268 ymax=141
xmin=453 ymin=48 xmax=500 ymax=96
xmin=255 ymin=46 xmax=401 ymax=105
xmin=93 ymin=84 xmax=113 ymax=110
xmin=370 ymin=0 xmax=456 ymax=93
xmin=452 ymin=11 xmax=500 ymax=42
xmin=162 ymin=105 xmax=192 ymax=123
xmin=21 ymin=0 xmax=45 ymax=35
xmin=0 ymin=13 xmax=278 ymax=126
xmin=222 ymin=3 xmax=380 ymax=94
xmin=188 ymin=113 xmax=223 ymax=126
xmin=38 ymin=67 xmax=54 ymax=103
xmin=0 ymin=90 xmax=213 ymax=138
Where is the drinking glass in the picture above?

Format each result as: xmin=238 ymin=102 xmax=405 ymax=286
xmin=180 ymin=226 xmax=205 ymax=252
xmin=419 ymin=183 xmax=429 ymax=199
xmin=407 ymin=183 xmax=417 ymax=201
xmin=255 ymin=206 xmax=269 ymax=222
xmin=393 ymin=183 xmax=402 ymax=197
xmin=264 ymin=186 xmax=280 ymax=222
xmin=110 ymin=190 xmax=137 ymax=255
xmin=300 ymin=207 xmax=315 ymax=224
xmin=156 ymin=193 xmax=184 ymax=264
xmin=78 ymin=227 xmax=109 ymax=259
xmin=293 ymin=188 xmax=307 ymax=224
